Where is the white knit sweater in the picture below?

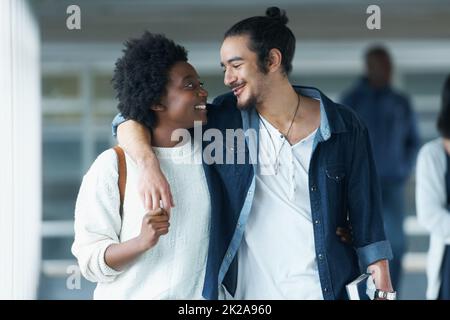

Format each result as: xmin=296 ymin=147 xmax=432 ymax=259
xmin=71 ymin=141 xmax=211 ymax=299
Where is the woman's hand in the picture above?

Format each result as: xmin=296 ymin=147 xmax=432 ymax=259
xmin=137 ymin=208 xmax=170 ymax=251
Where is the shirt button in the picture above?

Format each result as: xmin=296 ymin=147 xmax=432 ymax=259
xmin=227 ymin=253 xmax=232 ymax=258
xmin=318 ymin=254 xmax=324 ymax=260
xmin=315 ymin=220 xmax=320 ymax=225
xmin=323 ymin=288 xmax=328 ymax=292
xmin=237 ymin=222 xmax=241 ymax=228
xmin=311 ymin=185 xmax=317 ymax=192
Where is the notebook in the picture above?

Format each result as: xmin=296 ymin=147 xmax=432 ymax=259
xmin=345 ymin=273 xmax=376 ymax=300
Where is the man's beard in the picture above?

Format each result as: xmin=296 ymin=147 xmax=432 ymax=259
xmin=236 ymin=93 xmax=258 ymax=110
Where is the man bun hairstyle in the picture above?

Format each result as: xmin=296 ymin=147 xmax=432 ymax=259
xmin=224 ymin=6 xmax=296 ymax=75
xmin=265 ymin=6 xmax=288 ymax=25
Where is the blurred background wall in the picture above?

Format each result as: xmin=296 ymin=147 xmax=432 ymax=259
xmin=7 ymin=0 xmax=449 ymax=299
xmin=0 ymin=0 xmax=41 ymax=299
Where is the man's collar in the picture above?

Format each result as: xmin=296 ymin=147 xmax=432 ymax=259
xmin=293 ymin=85 xmax=347 ymax=140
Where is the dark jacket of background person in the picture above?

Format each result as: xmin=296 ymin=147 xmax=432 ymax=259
xmin=341 ymin=73 xmax=420 ymax=292
xmin=341 ymin=77 xmax=420 ymax=184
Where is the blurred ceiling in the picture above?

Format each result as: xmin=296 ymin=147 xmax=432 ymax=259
xmin=33 ymin=0 xmax=450 ymax=44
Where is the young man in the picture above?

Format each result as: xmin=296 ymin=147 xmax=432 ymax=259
xmin=113 ymin=7 xmax=394 ymax=300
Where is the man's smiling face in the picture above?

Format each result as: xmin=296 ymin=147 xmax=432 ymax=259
xmin=220 ymin=35 xmax=269 ymax=110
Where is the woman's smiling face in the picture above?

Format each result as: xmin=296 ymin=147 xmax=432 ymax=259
xmin=155 ymin=61 xmax=208 ymax=129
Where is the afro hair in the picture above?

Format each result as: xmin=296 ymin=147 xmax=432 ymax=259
xmin=112 ymin=32 xmax=188 ymax=129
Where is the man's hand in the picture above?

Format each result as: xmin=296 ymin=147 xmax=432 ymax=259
xmin=138 ymin=157 xmax=174 ymax=215
xmin=137 ymin=208 xmax=170 ymax=251
xmin=336 ymin=226 xmax=353 ymax=245
xmin=367 ymin=259 xmax=394 ymax=299
xmin=116 ymin=119 xmax=174 ymax=214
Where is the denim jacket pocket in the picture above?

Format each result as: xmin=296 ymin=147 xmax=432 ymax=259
xmin=325 ymin=165 xmax=347 ymax=223
xmin=325 ymin=165 xmax=346 ymax=182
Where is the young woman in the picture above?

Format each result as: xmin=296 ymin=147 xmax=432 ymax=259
xmin=416 ymin=75 xmax=450 ymax=299
xmin=71 ymin=32 xmax=213 ymax=299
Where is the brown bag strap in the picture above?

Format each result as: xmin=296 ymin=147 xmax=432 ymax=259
xmin=112 ymin=145 xmax=127 ymax=218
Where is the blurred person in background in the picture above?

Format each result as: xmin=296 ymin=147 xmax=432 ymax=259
xmin=341 ymin=46 xmax=420 ymax=291
xmin=416 ymin=75 xmax=450 ymax=300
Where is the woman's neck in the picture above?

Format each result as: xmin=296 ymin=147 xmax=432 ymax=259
xmin=151 ymin=126 xmax=184 ymax=148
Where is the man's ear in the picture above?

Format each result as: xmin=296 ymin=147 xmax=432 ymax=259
xmin=267 ymin=48 xmax=283 ymax=73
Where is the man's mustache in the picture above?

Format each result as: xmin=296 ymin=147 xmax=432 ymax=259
xmin=230 ymin=82 xmax=245 ymax=90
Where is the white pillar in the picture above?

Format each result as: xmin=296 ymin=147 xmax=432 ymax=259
xmin=0 ymin=0 xmax=41 ymax=299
